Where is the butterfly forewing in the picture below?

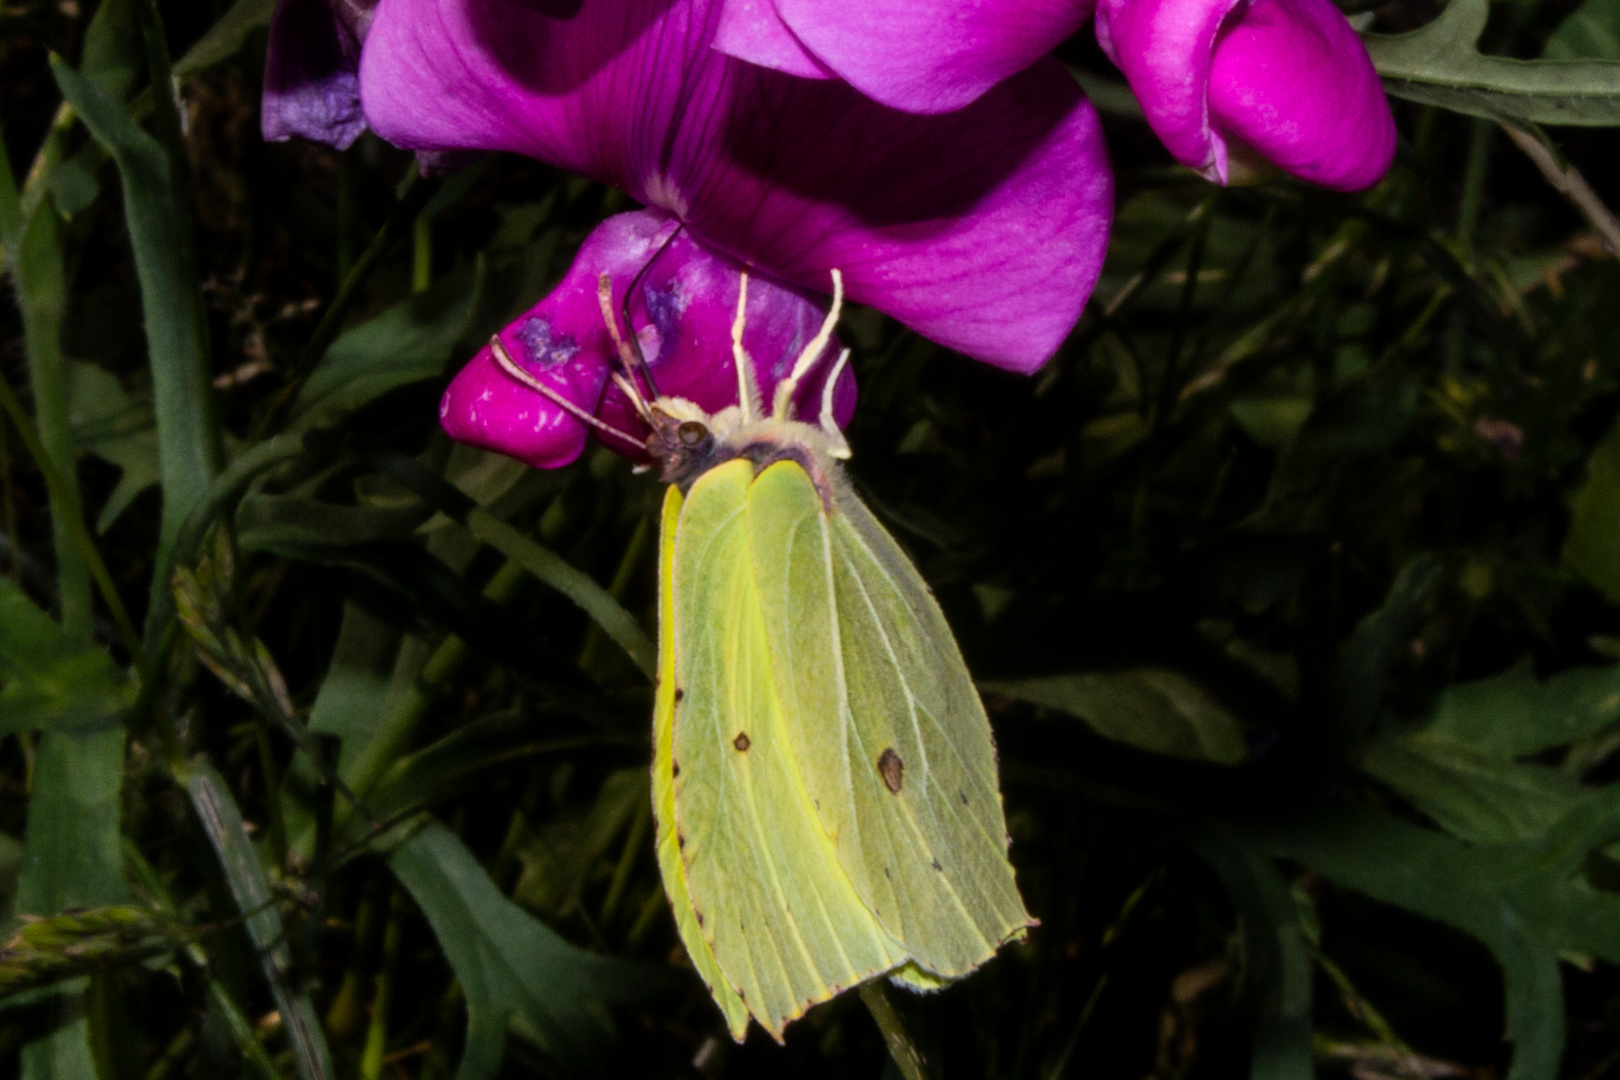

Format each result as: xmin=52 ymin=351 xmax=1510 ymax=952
xmin=652 ymin=482 xmax=750 ymax=1041
xmin=748 ymin=461 xmax=1032 ymax=979
xmin=669 ymin=459 xmax=907 ymax=1040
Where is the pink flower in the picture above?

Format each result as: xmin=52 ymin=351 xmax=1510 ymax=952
xmin=264 ymin=0 xmax=1113 ymax=466
xmin=719 ymin=0 xmax=1396 ymax=191
xmin=438 ymin=211 xmax=858 ymax=470
xmin=1096 ymin=0 xmax=1396 ymax=190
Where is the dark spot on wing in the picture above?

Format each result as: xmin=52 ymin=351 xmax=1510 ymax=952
xmin=959 ymin=791 xmax=968 ymax=805
xmin=932 ymin=859 xmax=942 ymax=871
xmin=877 ymin=748 xmax=903 ymax=794
xmin=671 ymin=759 xmax=680 ymax=778
xmin=884 ymin=867 xmax=891 ymax=879
xmin=677 ymin=830 xmax=686 ymax=850
xmin=674 ymin=687 xmax=684 ymax=702
xmin=734 ymin=732 xmax=751 ymax=752
xmin=696 ymin=911 xmax=705 ymax=927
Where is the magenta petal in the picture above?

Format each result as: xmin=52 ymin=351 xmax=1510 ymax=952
xmin=669 ymin=59 xmax=1112 ymax=371
xmin=772 ymin=0 xmax=1092 ymax=114
xmin=360 ymin=0 xmax=1112 ymax=373
xmin=713 ymin=0 xmax=833 ymax=80
xmin=1096 ymin=0 xmax=1241 ymax=182
xmin=1097 ymin=0 xmax=1393 ymax=190
xmin=262 ymin=0 xmax=372 ymax=148
xmin=440 ymin=214 xmax=680 ymax=469
xmin=439 ymin=210 xmax=856 ymax=469
xmin=1206 ymin=0 xmax=1395 ymax=191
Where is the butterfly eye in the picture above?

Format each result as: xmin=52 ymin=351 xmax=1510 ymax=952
xmin=678 ymin=420 xmax=709 ymax=447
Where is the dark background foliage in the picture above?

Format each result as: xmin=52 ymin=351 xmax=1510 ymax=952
xmin=4 ymin=1 xmax=1620 ymax=1078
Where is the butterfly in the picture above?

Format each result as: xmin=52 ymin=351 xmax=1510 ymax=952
xmin=490 ymin=264 xmax=1033 ymax=1042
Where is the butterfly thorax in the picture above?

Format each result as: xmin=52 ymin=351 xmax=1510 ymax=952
xmin=645 ymin=397 xmax=845 ymax=505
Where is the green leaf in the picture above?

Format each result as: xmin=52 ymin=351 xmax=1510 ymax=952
xmin=0 ymin=578 xmax=133 ymax=736
xmin=1329 ymin=557 xmax=1442 ymax=761
xmin=1565 ymin=418 xmax=1620 ymax=601
xmin=173 ymin=0 xmax=275 ymax=78
xmin=1364 ymin=0 xmax=1620 ymax=126
xmin=79 ymin=0 xmax=142 ymax=104
xmin=1361 ymin=737 xmax=1589 ymax=843
xmin=1545 ymin=0 xmax=1620 ymax=60
xmin=49 ymin=53 xmax=222 ymax=631
xmin=235 ymin=492 xmax=429 ymax=555
xmin=183 ymin=764 xmax=333 ymax=1080
xmin=290 ymin=260 xmax=483 ymax=433
xmin=986 ymin=669 xmax=1248 ymax=763
xmin=13 ymin=201 xmax=94 ymax=642
xmin=1427 ymin=658 xmax=1620 ymax=758
xmin=387 ymin=820 xmax=678 ymax=1080
xmin=65 ymin=361 xmax=159 ymax=533
xmin=1239 ymin=799 xmax=1620 ymax=1080
xmin=365 ymin=715 xmax=636 ymax=833
xmin=1184 ymin=827 xmax=1312 ymax=1080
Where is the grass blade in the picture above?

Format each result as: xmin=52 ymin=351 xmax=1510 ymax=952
xmin=183 ymin=763 xmax=333 ymax=1080
xmin=48 ymin=53 xmax=222 ymax=641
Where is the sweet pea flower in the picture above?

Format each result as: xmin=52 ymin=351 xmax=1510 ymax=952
xmin=266 ymin=0 xmax=1112 ymax=467
xmin=1095 ymin=0 xmax=1396 ymax=190
xmin=262 ymin=0 xmax=374 ymax=147
xmin=439 ymin=210 xmax=858 ymax=469
xmin=720 ymin=0 xmax=1396 ymax=191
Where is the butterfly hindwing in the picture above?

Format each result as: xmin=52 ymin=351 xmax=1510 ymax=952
xmin=748 ymin=460 xmax=1032 ymax=980
xmin=669 ymin=459 xmax=907 ymax=1041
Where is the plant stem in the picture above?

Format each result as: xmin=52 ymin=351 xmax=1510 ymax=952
xmin=1501 ymin=124 xmax=1620 ymax=257
xmin=859 ymin=982 xmax=931 ymax=1080
xmin=360 ymin=889 xmax=407 ymax=1080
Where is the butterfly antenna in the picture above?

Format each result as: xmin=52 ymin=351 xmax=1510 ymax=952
xmin=597 ymin=274 xmax=656 ymax=424
xmin=772 ymin=269 xmax=843 ymax=421
xmin=620 ymin=223 xmax=684 ymax=401
xmin=489 ymin=337 xmax=644 ymax=450
xmin=819 ymin=346 xmax=853 ymax=460
xmin=731 ymin=272 xmax=761 ymax=422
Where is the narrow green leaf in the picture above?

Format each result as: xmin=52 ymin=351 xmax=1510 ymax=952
xmin=387 ymin=820 xmax=678 ymax=1080
xmin=1545 ymin=0 xmax=1620 ymax=60
xmin=0 ymin=125 xmax=22 ymax=249
xmin=366 ymin=451 xmax=657 ymax=678
xmin=182 ymin=764 xmax=333 ymax=1080
xmin=0 ymin=369 xmax=144 ymax=655
xmin=13 ymin=203 xmax=92 ymax=641
xmin=65 ymin=361 xmax=159 ymax=533
xmin=1184 ymin=828 xmax=1313 ymax=1080
xmin=173 ymin=0 xmax=276 ymax=78
xmin=1365 ymin=0 xmax=1620 ymax=126
xmin=1361 ymin=737 xmax=1588 ymax=842
xmin=16 ymin=729 xmax=131 ymax=1080
xmin=290 ymin=260 xmax=484 ymax=432
xmin=79 ymin=0 xmax=142 ymax=104
xmin=1330 ymin=557 xmax=1442 ymax=760
xmin=1565 ymin=418 xmax=1620 ymax=601
xmin=1426 ymin=657 xmax=1620 ymax=758
xmin=0 ymin=578 xmax=134 ymax=736
xmin=365 ymin=715 xmax=635 ymax=831
xmin=49 ymin=54 xmax=222 ymax=635
xmin=986 ymin=669 xmax=1248 ymax=764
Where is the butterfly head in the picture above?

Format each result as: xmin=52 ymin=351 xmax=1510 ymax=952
xmin=487 ymin=258 xmax=852 ymax=490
